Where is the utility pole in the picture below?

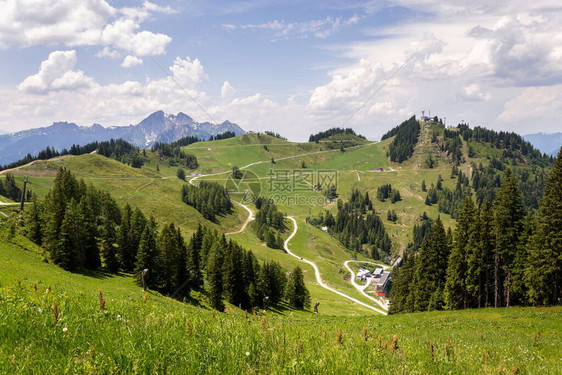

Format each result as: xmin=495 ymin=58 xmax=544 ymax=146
xmin=20 ymin=177 xmax=29 ymax=211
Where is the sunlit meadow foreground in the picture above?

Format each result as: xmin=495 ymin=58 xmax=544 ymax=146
xmin=0 ymin=233 xmax=560 ymax=374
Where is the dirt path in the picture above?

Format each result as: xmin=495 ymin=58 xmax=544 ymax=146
xmin=225 ymin=201 xmax=255 ymax=235
xmin=284 ymin=216 xmax=387 ymax=315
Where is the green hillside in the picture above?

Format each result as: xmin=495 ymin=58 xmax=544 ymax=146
xmin=1 ymin=230 xmax=560 ymax=374
xmin=1 ymin=120 xmax=553 ymax=317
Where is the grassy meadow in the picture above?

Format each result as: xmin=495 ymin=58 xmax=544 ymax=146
xmin=1 ymin=233 xmax=560 ymax=374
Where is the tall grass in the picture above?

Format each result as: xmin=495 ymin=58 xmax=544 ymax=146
xmin=1 ymin=280 xmax=560 ymax=374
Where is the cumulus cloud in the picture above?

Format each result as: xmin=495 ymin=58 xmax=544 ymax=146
xmin=221 ymin=81 xmax=236 ymax=101
xmin=0 ymin=0 xmax=172 ymax=56
xmin=121 ymin=55 xmax=143 ymax=68
xmin=18 ymin=50 xmax=94 ymax=94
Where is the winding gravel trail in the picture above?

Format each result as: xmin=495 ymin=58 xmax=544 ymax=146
xmin=284 ymin=216 xmax=387 ymax=315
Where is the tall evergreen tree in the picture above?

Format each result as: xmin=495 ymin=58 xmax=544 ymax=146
xmin=285 ymin=266 xmax=310 ymax=309
xmin=444 ymin=198 xmax=476 ymax=310
xmin=526 ymin=148 xmax=562 ymax=305
xmin=493 ymin=168 xmax=524 ymax=307
xmin=222 ymin=243 xmax=246 ymax=308
xmin=57 ymin=199 xmax=83 ymax=270
xmin=100 ymin=209 xmax=119 ymax=273
xmin=79 ymin=198 xmax=100 ymax=269
xmin=389 ymin=253 xmax=416 ymax=313
xmin=206 ymin=242 xmax=225 ymax=311
xmin=411 ymin=216 xmax=449 ymax=311
xmin=135 ymin=220 xmax=159 ymax=289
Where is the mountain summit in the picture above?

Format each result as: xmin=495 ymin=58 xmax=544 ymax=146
xmin=0 ymin=111 xmax=245 ymax=165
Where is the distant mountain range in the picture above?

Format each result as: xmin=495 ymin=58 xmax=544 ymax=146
xmin=0 ymin=111 xmax=245 ymax=165
xmin=523 ymin=132 xmax=562 ymax=157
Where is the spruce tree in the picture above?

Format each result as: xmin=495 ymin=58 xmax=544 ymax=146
xmin=100 ymin=210 xmax=119 ymax=273
xmin=117 ymin=204 xmax=133 ymax=272
xmin=24 ymin=200 xmax=42 ymax=245
xmin=57 ymin=199 xmax=82 ymax=270
xmin=285 ymin=266 xmax=310 ymax=309
xmin=79 ymin=198 xmax=100 ymax=269
xmin=444 ymin=197 xmax=475 ymax=310
xmin=493 ymin=168 xmax=524 ymax=307
xmin=411 ymin=216 xmax=449 ymax=311
xmin=526 ymin=148 xmax=562 ymax=305
xmin=135 ymin=223 xmax=159 ymax=289
xmin=389 ymin=253 xmax=416 ymax=313
xmin=222 ymin=243 xmax=246 ymax=308
xmin=206 ymin=243 xmax=225 ymax=311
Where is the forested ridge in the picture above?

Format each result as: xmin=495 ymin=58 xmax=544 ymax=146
xmin=310 ymin=189 xmax=392 ymax=260
xmin=390 ymin=148 xmax=562 ymax=313
xmin=181 ymin=181 xmax=233 ymax=221
xmin=308 ymin=127 xmax=366 ymax=143
xmin=0 ymin=138 xmax=148 ymax=171
xmin=252 ymin=197 xmax=286 ymax=250
xmin=21 ymin=168 xmax=310 ymax=312
xmin=382 ymin=116 xmax=420 ymax=163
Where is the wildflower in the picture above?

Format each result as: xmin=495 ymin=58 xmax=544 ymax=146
xmin=245 ymin=352 xmax=250 ymax=356
xmin=63 ymin=327 xmax=68 ymax=332
xmin=37 ymin=308 xmax=43 ymax=313
xmin=117 ymin=314 xmax=122 ymax=320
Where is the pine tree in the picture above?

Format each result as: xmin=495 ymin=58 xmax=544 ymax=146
xmin=285 ymin=266 xmax=310 ymax=309
xmin=444 ymin=198 xmax=475 ymax=310
xmin=389 ymin=253 xmax=416 ymax=313
xmin=117 ymin=204 xmax=134 ymax=272
xmin=57 ymin=199 xmax=82 ymax=270
xmin=186 ymin=226 xmax=204 ymax=290
xmin=79 ymin=198 xmax=100 ymax=269
xmin=222 ymin=243 xmax=246 ymax=308
xmin=421 ymin=179 xmax=427 ymax=192
xmin=135 ymin=222 xmax=159 ymax=289
xmin=493 ymin=168 xmax=524 ymax=307
xmin=526 ymin=148 xmax=562 ymax=305
xmin=100 ymin=210 xmax=119 ymax=273
xmin=411 ymin=216 xmax=449 ymax=311
xmin=206 ymin=243 xmax=225 ymax=311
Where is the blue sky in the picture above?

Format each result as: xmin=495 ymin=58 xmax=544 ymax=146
xmin=1 ymin=0 xmax=561 ymax=140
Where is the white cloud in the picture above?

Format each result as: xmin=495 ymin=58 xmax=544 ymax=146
xmin=95 ymin=46 xmax=122 ymax=59
xmin=221 ymin=81 xmax=236 ymax=101
xmin=168 ymin=57 xmax=207 ymax=88
xmin=225 ymin=14 xmax=361 ymax=39
xmin=0 ymin=0 xmax=172 ymax=56
xmin=18 ymin=50 xmax=94 ymax=94
xmin=303 ymin=1 xmax=562 ymax=137
xmin=120 ymin=1 xmax=177 ymax=22
xmin=4 ymin=53 xmax=323 ymax=141
xmin=121 ymin=55 xmax=143 ymax=68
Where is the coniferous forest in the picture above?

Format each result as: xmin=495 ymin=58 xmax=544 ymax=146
xmin=21 ymin=168 xmax=309 ymax=312
xmin=252 ymin=197 xmax=286 ymax=250
xmin=310 ymin=189 xmax=392 ymax=260
xmin=390 ymin=149 xmax=562 ymax=313
xmin=181 ymin=181 xmax=233 ymax=221
xmin=381 ymin=116 xmax=421 ymax=163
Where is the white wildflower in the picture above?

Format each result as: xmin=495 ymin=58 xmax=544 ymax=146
xmin=62 ymin=327 xmax=68 ymax=332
